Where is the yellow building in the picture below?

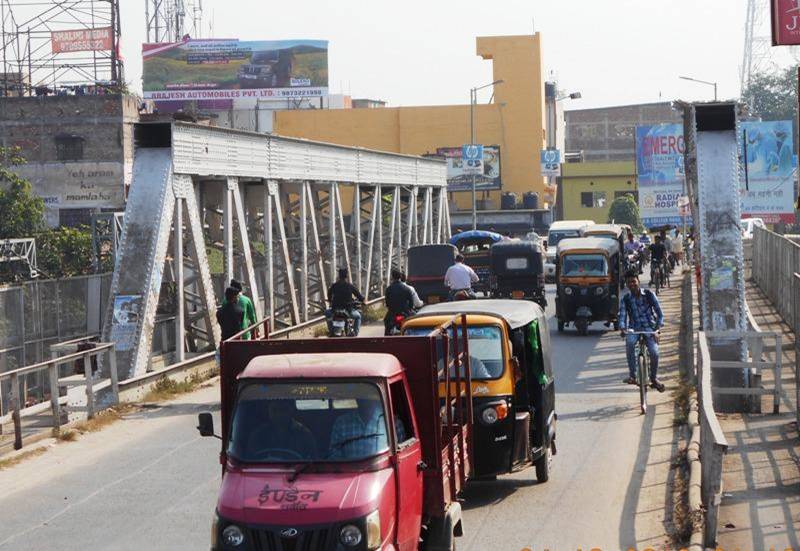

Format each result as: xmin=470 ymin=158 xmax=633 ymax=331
xmin=558 ymin=161 xmax=637 ymax=223
xmin=274 ymin=35 xmax=548 ymax=211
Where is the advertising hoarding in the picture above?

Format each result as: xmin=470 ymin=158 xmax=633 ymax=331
xmin=461 ymin=144 xmax=484 ymax=175
xmin=435 ymin=145 xmax=501 ymax=192
xmin=540 ymin=149 xmax=561 ymax=177
xmin=51 ymin=27 xmax=112 ymax=53
xmin=772 ymin=0 xmax=800 ymax=45
xmin=635 ymin=124 xmax=689 ymax=227
xmin=740 ymin=120 xmax=795 ymax=223
xmin=142 ymin=38 xmax=328 ymax=101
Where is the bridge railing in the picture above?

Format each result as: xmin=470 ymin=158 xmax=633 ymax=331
xmin=696 ymin=331 xmax=730 ymax=548
xmin=752 ymin=226 xmax=800 ymax=329
xmin=0 ymin=342 xmax=118 ymax=451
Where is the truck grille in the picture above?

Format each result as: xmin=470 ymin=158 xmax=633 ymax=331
xmin=247 ymin=526 xmax=333 ymax=551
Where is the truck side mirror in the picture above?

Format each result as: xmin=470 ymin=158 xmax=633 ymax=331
xmin=197 ymin=412 xmax=216 ymax=437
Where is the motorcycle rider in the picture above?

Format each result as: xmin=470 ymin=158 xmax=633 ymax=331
xmin=325 ymin=268 xmax=364 ymax=336
xmin=623 ymin=232 xmax=643 ymax=274
xmin=444 ymin=254 xmax=479 ymax=300
xmin=384 ymin=268 xmax=420 ymax=335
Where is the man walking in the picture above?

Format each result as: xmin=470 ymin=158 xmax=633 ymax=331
xmin=228 ymin=279 xmax=257 ymax=339
xmin=217 ymin=287 xmax=245 ymax=341
xmin=444 ymin=254 xmax=479 ymax=300
xmin=619 ymin=272 xmax=665 ymax=392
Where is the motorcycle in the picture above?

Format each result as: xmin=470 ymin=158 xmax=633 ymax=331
xmin=328 ymin=303 xmax=360 ymax=337
xmin=451 ymin=289 xmax=475 ymax=301
xmin=385 ymin=309 xmax=415 ymax=336
xmin=624 ymin=251 xmax=642 ymax=275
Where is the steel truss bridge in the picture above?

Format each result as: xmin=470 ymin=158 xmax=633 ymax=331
xmin=103 ymin=122 xmax=450 ymax=380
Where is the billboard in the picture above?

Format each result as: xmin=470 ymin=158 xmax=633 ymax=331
xmin=461 ymin=144 xmax=484 ymax=175
xmin=740 ymin=120 xmax=795 ymax=223
xmin=540 ymin=149 xmax=561 ymax=177
xmin=772 ymin=0 xmax=800 ymax=45
xmin=635 ymin=124 xmax=689 ymax=227
xmin=435 ymin=146 xmax=501 ymax=192
xmin=51 ymin=27 xmax=112 ymax=54
xmin=142 ymin=38 xmax=328 ymax=101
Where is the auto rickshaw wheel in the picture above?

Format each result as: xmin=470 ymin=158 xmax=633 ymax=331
xmin=557 ymin=320 xmax=564 ymax=332
xmin=535 ymin=441 xmax=552 ymax=483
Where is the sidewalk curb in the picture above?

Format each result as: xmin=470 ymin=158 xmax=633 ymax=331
xmin=686 ymin=397 xmax=704 ymax=551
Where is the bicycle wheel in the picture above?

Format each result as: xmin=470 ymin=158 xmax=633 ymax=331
xmin=638 ymin=348 xmax=648 ymax=414
xmin=652 ymin=269 xmax=661 ymax=295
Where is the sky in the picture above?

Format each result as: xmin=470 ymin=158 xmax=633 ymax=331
xmin=118 ymin=0 xmax=798 ymax=110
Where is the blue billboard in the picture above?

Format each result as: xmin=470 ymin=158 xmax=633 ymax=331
xmin=740 ymin=120 xmax=795 ymax=223
xmin=635 ymin=124 xmax=689 ymax=227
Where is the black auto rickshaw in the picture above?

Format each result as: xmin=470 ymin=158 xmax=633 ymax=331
xmin=555 ymin=236 xmax=622 ymax=335
xmin=406 ymin=243 xmax=458 ymax=304
xmin=402 ymin=299 xmax=556 ymax=482
xmin=489 ymin=240 xmax=547 ymax=308
xmin=450 ymin=230 xmax=507 ymax=295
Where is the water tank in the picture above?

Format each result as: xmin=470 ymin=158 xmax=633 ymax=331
xmin=501 ymin=192 xmax=517 ymax=210
xmin=523 ymin=192 xmax=539 ymax=210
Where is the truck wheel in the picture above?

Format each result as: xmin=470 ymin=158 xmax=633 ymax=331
xmin=535 ymin=442 xmax=552 ymax=483
xmin=557 ymin=320 xmax=564 ymax=332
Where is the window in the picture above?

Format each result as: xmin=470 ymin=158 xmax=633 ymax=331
xmin=403 ymin=325 xmax=505 ymax=380
xmin=581 ymin=191 xmax=606 ymax=208
xmin=506 ymin=257 xmax=529 ymax=270
xmin=389 ymin=381 xmax=415 ymax=447
xmin=55 ymin=135 xmax=84 ymax=161
xmin=58 ymin=208 xmax=93 ymax=227
xmin=562 ymin=254 xmax=608 ymax=277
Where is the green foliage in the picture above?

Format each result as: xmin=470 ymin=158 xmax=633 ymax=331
xmin=37 ymin=226 xmax=94 ymax=278
xmin=742 ymin=67 xmax=798 ymax=140
xmin=607 ymin=194 xmax=643 ymax=232
xmin=0 ymin=146 xmax=45 ymax=239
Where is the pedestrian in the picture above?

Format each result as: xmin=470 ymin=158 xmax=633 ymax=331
xmin=672 ymin=230 xmax=684 ymax=266
xmin=217 ymin=287 xmax=245 ymax=341
xmin=228 ymin=279 xmax=257 ymax=338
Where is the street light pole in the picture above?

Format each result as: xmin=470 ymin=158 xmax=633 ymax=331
xmin=470 ymin=87 xmax=477 ymax=230
xmin=679 ymin=75 xmax=718 ymax=101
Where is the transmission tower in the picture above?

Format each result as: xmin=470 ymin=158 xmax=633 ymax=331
xmin=145 ymin=0 xmax=204 ymax=43
xmin=741 ymin=0 xmax=773 ymax=94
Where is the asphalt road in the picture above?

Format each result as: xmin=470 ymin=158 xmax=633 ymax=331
xmin=0 ymin=285 xmax=675 ymax=550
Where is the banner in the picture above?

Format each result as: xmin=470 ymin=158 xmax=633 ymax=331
xmin=635 ymin=124 xmax=689 ymax=227
xmin=740 ymin=120 xmax=795 ymax=223
xmin=461 ymin=144 xmax=484 ymax=175
xmin=540 ymin=149 xmax=561 ymax=177
xmin=142 ymin=38 xmax=328 ymax=101
xmin=51 ymin=27 xmax=112 ymax=54
xmin=772 ymin=0 xmax=800 ymax=45
xmin=435 ymin=146 xmax=501 ymax=192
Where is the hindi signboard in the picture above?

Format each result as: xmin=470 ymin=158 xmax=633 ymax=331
xmin=142 ymin=38 xmax=328 ymax=101
xmin=772 ymin=0 xmax=800 ymax=45
xmin=635 ymin=124 xmax=689 ymax=227
xmin=740 ymin=120 xmax=796 ymax=223
xmin=51 ymin=27 xmax=113 ymax=54
xmin=435 ymin=145 xmax=501 ymax=192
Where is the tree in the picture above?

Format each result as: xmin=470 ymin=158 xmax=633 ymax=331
xmin=741 ymin=67 xmax=798 ymax=141
xmin=37 ymin=226 xmax=95 ymax=278
xmin=0 ymin=146 xmax=45 ymax=238
xmin=607 ymin=194 xmax=643 ymax=232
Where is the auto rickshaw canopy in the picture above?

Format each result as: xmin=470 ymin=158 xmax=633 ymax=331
xmin=556 ymin=236 xmax=620 ymax=257
xmin=450 ymin=230 xmax=507 ymax=247
xmin=581 ymin=224 xmax=625 ymax=239
xmin=414 ymin=298 xmax=545 ymax=330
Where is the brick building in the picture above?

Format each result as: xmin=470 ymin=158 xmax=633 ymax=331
xmin=0 ymin=94 xmax=143 ymax=226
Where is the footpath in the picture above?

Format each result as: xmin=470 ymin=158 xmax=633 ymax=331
xmin=715 ymin=280 xmax=800 ymax=550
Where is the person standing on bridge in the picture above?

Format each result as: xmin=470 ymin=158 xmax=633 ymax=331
xmin=227 ymin=279 xmax=257 ymax=339
xmin=619 ymin=272 xmax=665 ymax=392
xmin=217 ymin=287 xmax=245 ymax=341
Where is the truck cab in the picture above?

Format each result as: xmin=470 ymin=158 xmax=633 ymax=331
xmin=200 ymin=319 xmax=472 ymax=551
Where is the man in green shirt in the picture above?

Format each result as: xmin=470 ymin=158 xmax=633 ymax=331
xmin=225 ymin=279 xmax=257 ymax=339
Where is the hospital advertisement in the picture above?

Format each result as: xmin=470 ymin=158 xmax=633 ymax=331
xmin=142 ymin=38 xmax=328 ymax=101
xmin=739 ymin=120 xmax=796 ymax=224
xmin=635 ymin=124 xmax=690 ymax=228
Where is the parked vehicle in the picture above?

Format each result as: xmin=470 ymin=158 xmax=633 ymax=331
xmin=555 ymin=237 xmax=623 ymax=335
xmin=199 ymin=315 xmax=474 ymax=550
xmin=741 ymin=217 xmax=766 ymax=239
xmin=406 ymin=244 xmax=458 ymax=304
xmin=450 ymin=230 xmax=508 ymax=294
xmin=403 ymin=300 xmax=556 ymax=482
xmin=544 ymin=220 xmax=594 ymax=282
xmin=489 ymin=240 xmax=547 ymax=308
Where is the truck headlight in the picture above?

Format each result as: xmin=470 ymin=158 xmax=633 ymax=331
xmin=564 ymin=287 xmax=573 ymax=295
xmin=339 ymin=524 xmax=362 ymax=547
xmin=221 ymin=525 xmax=245 ymax=547
xmin=481 ymin=406 xmax=498 ymax=424
xmin=366 ymin=510 xmax=381 ymax=549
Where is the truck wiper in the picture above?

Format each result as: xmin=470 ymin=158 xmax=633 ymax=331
xmin=288 ymin=433 xmax=382 ymax=482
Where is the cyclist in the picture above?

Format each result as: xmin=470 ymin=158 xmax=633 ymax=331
xmin=619 ymin=272 xmax=665 ymax=392
xmin=649 ymin=235 xmax=668 ymax=285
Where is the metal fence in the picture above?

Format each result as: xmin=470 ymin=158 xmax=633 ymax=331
xmin=696 ymin=332 xmax=730 ymax=548
xmin=752 ymin=226 xmax=800 ymax=329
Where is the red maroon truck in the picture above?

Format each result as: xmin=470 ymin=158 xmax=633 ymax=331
xmin=198 ymin=316 xmax=473 ymax=551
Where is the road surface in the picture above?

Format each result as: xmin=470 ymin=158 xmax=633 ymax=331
xmin=0 ymin=285 xmax=679 ymax=550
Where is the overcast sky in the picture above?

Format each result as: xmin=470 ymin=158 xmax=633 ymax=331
xmin=119 ymin=0 xmax=796 ymax=110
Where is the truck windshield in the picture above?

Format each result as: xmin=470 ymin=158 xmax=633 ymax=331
xmin=548 ymin=230 xmax=579 ymax=247
xmin=228 ymin=382 xmax=391 ymax=463
xmin=562 ymin=254 xmax=608 ymax=277
xmin=403 ymin=325 xmax=504 ymax=380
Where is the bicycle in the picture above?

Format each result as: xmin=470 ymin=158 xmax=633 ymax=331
xmin=662 ymin=257 xmax=671 ymax=289
xmin=627 ymin=330 xmax=658 ymax=415
xmin=650 ymin=261 xmax=663 ymax=295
